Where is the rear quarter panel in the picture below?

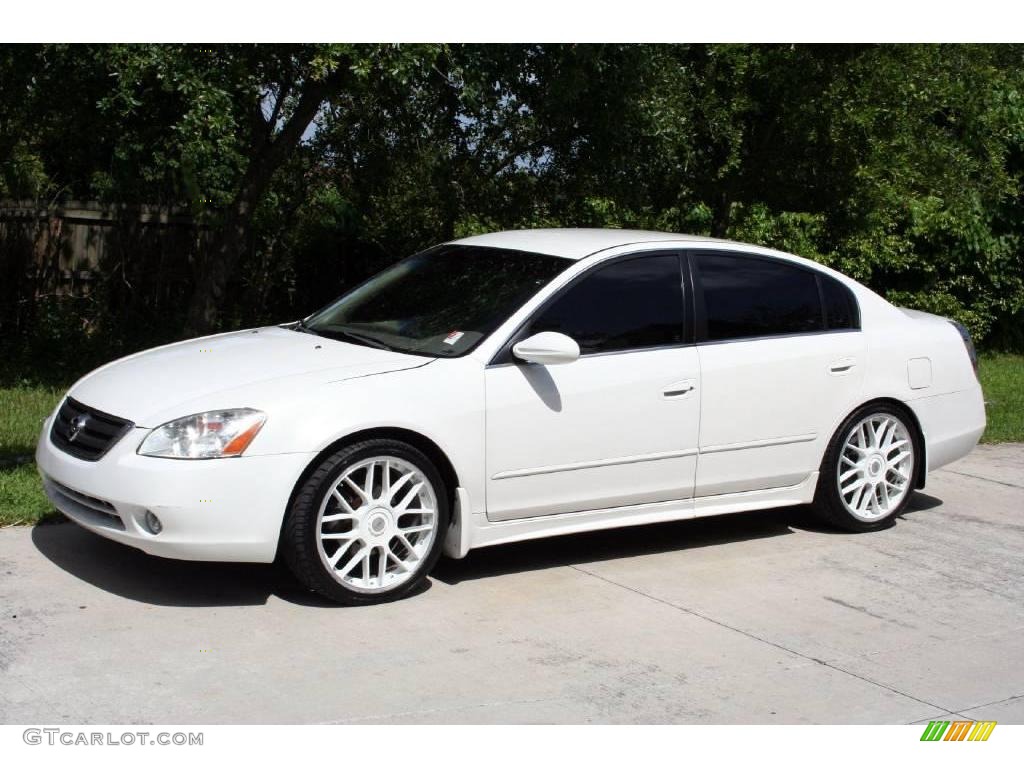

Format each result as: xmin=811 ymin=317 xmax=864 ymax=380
xmin=857 ymin=297 xmax=984 ymax=473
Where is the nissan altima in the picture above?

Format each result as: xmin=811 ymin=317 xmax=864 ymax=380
xmin=36 ymin=229 xmax=985 ymax=604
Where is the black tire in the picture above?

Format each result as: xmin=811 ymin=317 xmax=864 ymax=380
xmin=811 ymin=402 xmax=919 ymax=533
xmin=282 ymin=438 xmax=450 ymax=605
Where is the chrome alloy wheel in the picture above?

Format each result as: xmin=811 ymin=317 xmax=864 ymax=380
xmin=315 ymin=455 xmax=439 ymax=594
xmin=837 ymin=413 xmax=914 ymax=521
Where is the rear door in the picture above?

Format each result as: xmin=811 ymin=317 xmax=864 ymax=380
xmin=690 ymin=251 xmax=866 ymax=496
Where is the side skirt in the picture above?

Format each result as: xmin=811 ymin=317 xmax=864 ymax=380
xmin=448 ymin=472 xmax=819 ymax=557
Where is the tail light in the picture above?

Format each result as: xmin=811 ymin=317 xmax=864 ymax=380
xmin=949 ymin=320 xmax=979 ymax=379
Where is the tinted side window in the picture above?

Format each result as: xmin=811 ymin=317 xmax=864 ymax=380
xmin=527 ymin=255 xmax=684 ymax=355
xmin=695 ymin=253 xmax=823 ymax=342
xmin=821 ymin=274 xmax=859 ymax=330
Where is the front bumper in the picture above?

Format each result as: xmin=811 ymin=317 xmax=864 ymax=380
xmin=35 ymin=414 xmax=314 ymax=563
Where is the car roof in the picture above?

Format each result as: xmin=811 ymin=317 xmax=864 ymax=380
xmin=449 ymin=228 xmax=729 ymax=261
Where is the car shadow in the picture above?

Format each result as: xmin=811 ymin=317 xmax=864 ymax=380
xmin=28 ymin=522 xmax=420 ymax=608
xmin=434 ymin=505 xmax=807 ymax=585
xmin=517 ymin=364 xmax=562 ymax=411
xmin=434 ymin=490 xmax=944 ymax=585
xmin=904 ymin=490 xmax=943 ymax=513
xmin=31 ymin=491 xmax=942 ymax=606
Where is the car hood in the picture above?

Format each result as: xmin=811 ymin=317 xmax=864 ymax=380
xmin=68 ymin=326 xmax=430 ymax=426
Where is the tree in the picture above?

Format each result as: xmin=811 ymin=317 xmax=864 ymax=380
xmin=178 ymin=46 xmax=350 ymax=334
xmin=2 ymin=43 xmax=1022 ymax=363
xmin=92 ymin=44 xmax=361 ymax=334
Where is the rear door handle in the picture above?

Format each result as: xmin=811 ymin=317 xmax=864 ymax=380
xmin=663 ymin=380 xmax=696 ymax=398
xmin=829 ymin=357 xmax=856 ymax=374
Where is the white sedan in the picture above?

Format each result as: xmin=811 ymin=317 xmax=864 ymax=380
xmin=36 ymin=229 xmax=986 ymax=604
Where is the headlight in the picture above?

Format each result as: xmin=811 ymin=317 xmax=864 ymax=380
xmin=138 ymin=409 xmax=266 ymax=459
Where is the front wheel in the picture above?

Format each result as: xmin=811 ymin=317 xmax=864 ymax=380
xmin=282 ymin=439 xmax=449 ymax=605
xmin=812 ymin=405 xmax=918 ymax=532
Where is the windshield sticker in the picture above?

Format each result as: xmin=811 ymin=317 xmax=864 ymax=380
xmin=443 ymin=331 xmax=465 ymax=346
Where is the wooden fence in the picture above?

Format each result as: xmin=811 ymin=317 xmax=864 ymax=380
xmin=0 ymin=200 xmax=201 ymax=341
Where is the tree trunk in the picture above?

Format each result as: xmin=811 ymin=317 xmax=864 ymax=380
xmin=435 ymin=57 xmax=461 ymax=242
xmin=183 ymin=197 xmax=254 ymax=336
xmin=182 ymin=73 xmax=339 ymax=338
xmin=710 ymin=189 xmax=732 ymax=239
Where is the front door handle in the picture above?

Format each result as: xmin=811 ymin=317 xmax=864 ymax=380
xmin=663 ymin=380 xmax=696 ymax=398
xmin=829 ymin=357 xmax=857 ymax=374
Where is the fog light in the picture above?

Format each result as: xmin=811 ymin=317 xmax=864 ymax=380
xmin=144 ymin=510 xmax=162 ymax=534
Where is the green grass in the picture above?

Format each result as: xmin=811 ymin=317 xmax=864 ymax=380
xmin=1 ymin=385 xmax=63 ymax=526
xmin=0 ymin=384 xmax=63 ymax=460
xmin=0 ymin=462 xmax=57 ymax=525
xmin=0 ymin=355 xmax=1021 ymax=526
xmin=978 ymin=353 xmax=1024 ymax=443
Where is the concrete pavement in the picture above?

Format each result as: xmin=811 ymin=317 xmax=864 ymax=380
xmin=1 ymin=444 xmax=1022 ymax=723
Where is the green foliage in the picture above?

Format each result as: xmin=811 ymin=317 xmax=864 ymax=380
xmin=0 ymin=384 xmax=62 ymax=459
xmin=0 ymin=384 xmax=63 ymax=526
xmin=818 ymin=45 xmax=1024 ymax=344
xmin=1 ymin=43 xmax=1023 ymax=358
xmin=728 ymin=205 xmax=833 ymax=266
xmin=978 ymin=354 xmax=1024 ymax=443
xmin=0 ymin=463 xmax=57 ymax=526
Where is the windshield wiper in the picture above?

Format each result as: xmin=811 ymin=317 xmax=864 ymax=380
xmin=294 ymin=319 xmax=400 ymax=353
xmin=316 ymin=327 xmax=396 ymax=352
xmin=292 ymin=319 xmax=320 ymax=336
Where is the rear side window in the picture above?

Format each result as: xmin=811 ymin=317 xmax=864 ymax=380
xmin=694 ymin=253 xmax=823 ymax=342
xmin=526 ymin=254 xmax=684 ymax=355
xmin=821 ymin=274 xmax=859 ymax=330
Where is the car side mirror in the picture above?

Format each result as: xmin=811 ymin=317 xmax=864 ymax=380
xmin=512 ymin=331 xmax=580 ymax=365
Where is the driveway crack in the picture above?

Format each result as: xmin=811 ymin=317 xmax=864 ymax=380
xmin=936 ymin=469 xmax=1024 ymax=490
xmin=954 ymin=691 xmax=1023 ymax=717
xmin=569 ymin=563 xmax=959 ymax=718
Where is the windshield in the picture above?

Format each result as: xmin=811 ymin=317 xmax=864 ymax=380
xmin=302 ymin=244 xmax=571 ymax=357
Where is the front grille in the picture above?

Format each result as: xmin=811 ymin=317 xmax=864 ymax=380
xmin=50 ymin=397 xmax=134 ymax=461
xmin=44 ymin=477 xmax=125 ymax=530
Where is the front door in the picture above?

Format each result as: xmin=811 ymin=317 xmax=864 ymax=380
xmin=484 ymin=252 xmax=701 ymax=521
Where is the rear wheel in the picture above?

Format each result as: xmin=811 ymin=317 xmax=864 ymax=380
xmin=282 ymin=439 xmax=449 ymax=605
xmin=812 ymin=404 xmax=917 ymax=532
